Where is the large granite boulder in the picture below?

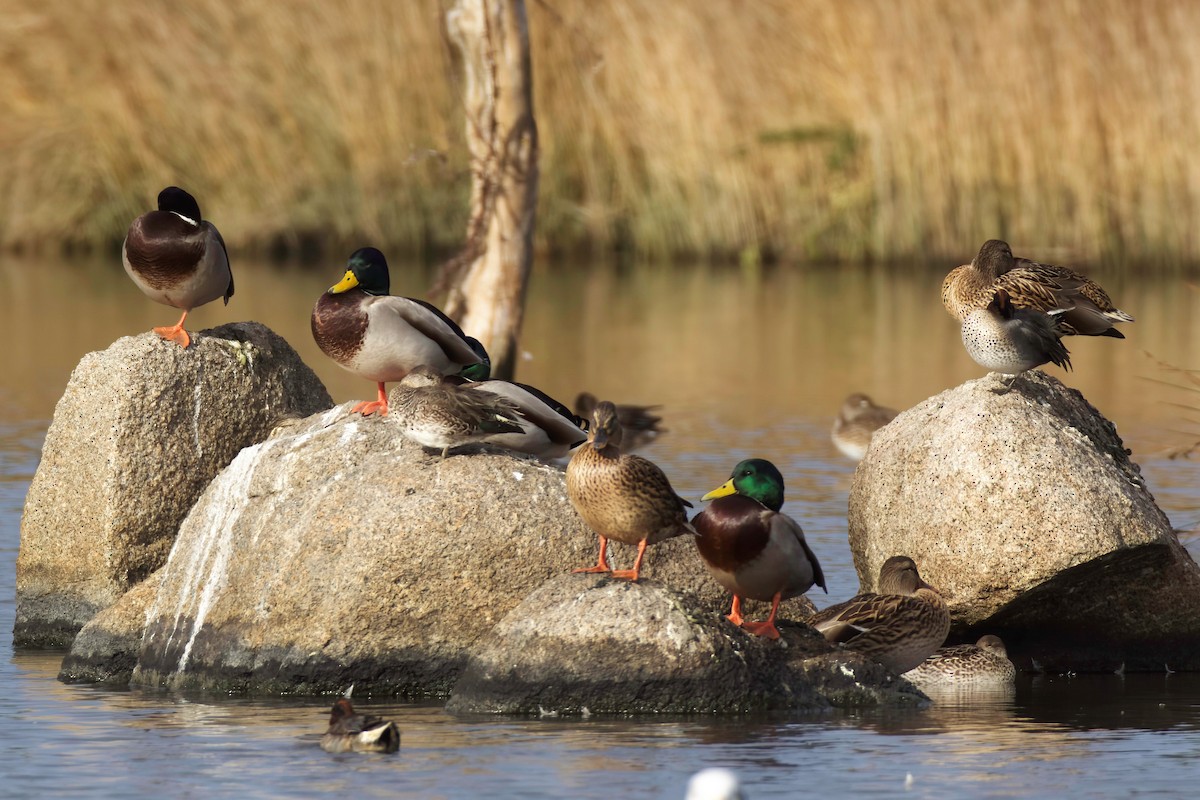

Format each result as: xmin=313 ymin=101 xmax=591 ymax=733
xmin=58 ymin=571 xmax=163 ymax=685
xmin=849 ymin=371 xmax=1200 ymax=672
xmin=16 ymin=323 xmax=333 ymax=648
xmin=125 ymin=408 xmax=788 ymax=695
xmin=447 ymin=574 xmax=925 ymax=713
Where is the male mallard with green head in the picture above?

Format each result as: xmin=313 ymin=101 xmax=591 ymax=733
xmin=319 ymin=688 xmax=400 ymax=754
xmin=311 ymin=247 xmax=482 ymax=416
xmin=831 ymin=393 xmax=898 ymax=461
xmin=905 ymin=634 xmax=1017 ymax=686
xmin=122 ymin=186 xmax=233 ymax=349
xmin=808 ymin=555 xmax=950 ymax=674
xmin=694 ymin=459 xmax=826 ymax=640
xmin=942 ymin=239 xmax=1133 ymax=338
xmin=567 ymin=400 xmax=694 ymax=581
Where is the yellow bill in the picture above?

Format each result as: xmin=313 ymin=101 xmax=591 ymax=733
xmin=701 ymin=479 xmax=737 ymax=502
xmin=328 ymin=270 xmax=360 ymax=294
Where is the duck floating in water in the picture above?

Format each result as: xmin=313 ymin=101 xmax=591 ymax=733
xmin=905 ymin=634 xmax=1017 ymax=686
xmin=311 ymin=247 xmax=482 ymax=416
xmin=567 ymin=400 xmax=694 ymax=581
xmin=694 ymin=458 xmax=826 ymax=640
xmin=319 ymin=688 xmax=400 ymax=754
xmin=808 ymin=555 xmax=950 ymax=674
xmin=942 ymin=238 xmax=1133 ymax=338
xmin=122 ymin=186 xmax=233 ymax=349
xmin=831 ymin=393 xmax=898 ymax=461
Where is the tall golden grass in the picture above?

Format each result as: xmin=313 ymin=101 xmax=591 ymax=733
xmin=3 ymin=0 xmax=1199 ymax=264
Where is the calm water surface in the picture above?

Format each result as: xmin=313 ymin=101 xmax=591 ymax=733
xmin=2 ymin=258 xmax=1200 ymax=797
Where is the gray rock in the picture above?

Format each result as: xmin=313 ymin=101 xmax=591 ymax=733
xmin=125 ymin=410 xmax=815 ymax=696
xmin=59 ymin=571 xmax=163 ymax=685
xmin=15 ymin=323 xmax=333 ymax=648
xmin=447 ymin=573 xmax=925 ymax=714
xmin=848 ymin=370 xmax=1200 ymax=672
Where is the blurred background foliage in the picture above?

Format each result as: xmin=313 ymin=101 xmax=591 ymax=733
xmin=2 ymin=0 xmax=1198 ymax=266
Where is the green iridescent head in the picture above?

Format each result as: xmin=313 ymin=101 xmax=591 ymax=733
xmin=701 ymin=458 xmax=785 ymax=512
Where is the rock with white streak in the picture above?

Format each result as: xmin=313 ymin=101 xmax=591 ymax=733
xmin=15 ymin=323 xmax=332 ymax=648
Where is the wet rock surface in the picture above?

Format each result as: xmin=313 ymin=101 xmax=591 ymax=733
xmin=849 ymin=370 xmax=1200 ymax=672
xmin=15 ymin=323 xmax=332 ymax=648
xmin=447 ymin=574 xmax=924 ymax=714
xmin=59 ymin=571 xmax=163 ymax=685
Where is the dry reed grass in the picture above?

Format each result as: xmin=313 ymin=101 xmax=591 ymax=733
xmin=3 ymin=0 xmax=1199 ymax=264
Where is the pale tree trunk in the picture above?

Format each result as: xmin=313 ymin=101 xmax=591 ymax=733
xmin=439 ymin=0 xmax=538 ymax=381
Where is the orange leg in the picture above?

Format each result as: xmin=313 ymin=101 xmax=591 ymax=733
xmin=352 ymin=382 xmax=390 ymax=416
xmin=740 ymin=591 xmax=783 ymax=640
xmin=153 ymin=310 xmax=192 ymax=348
xmin=572 ymin=536 xmax=612 ymax=574
xmin=726 ymin=595 xmax=746 ymax=627
xmin=609 ymin=539 xmax=648 ymax=582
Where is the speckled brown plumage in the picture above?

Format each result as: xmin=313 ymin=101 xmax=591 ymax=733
xmin=961 ymin=288 xmax=1072 ymax=375
xmin=389 ymin=366 xmax=524 ymax=457
xmin=942 ymin=239 xmax=1133 ymax=338
xmin=905 ymin=635 xmax=1017 ymax=685
xmin=808 ymin=555 xmax=950 ymax=674
xmin=567 ymin=400 xmax=693 ymax=580
xmin=831 ymin=393 xmax=898 ymax=461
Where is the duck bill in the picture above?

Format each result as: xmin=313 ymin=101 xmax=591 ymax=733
xmin=328 ymin=270 xmax=360 ymax=294
xmin=701 ymin=480 xmax=737 ymax=502
xmin=591 ymin=428 xmax=609 ymax=449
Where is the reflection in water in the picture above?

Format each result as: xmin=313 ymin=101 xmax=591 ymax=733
xmin=2 ymin=257 xmax=1200 ymax=797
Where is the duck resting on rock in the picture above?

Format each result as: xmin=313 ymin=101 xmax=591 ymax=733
xmin=122 ymin=186 xmax=233 ymax=349
xmin=960 ymin=288 xmax=1072 ymax=387
xmin=694 ymin=458 xmax=826 ymax=640
xmin=389 ymin=366 xmax=525 ymax=459
xmin=567 ymin=400 xmax=694 ymax=581
xmin=311 ymin=247 xmax=482 ymax=416
xmin=807 ymin=555 xmax=950 ymax=674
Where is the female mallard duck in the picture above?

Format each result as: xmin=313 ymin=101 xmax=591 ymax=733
xmin=904 ymin=634 xmax=1017 ymax=686
xmin=574 ymin=392 xmax=665 ymax=452
xmin=319 ymin=688 xmax=400 ymax=754
xmin=694 ymin=459 xmax=826 ymax=640
xmin=389 ymin=366 xmax=525 ymax=458
xmin=122 ymin=186 xmax=233 ymax=349
xmin=567 ymin=400 xmax=694 ymax=581
xmin=807 ymin=555 xmax=950 ymax=674
xmin=942 ymin=239 xmax=1133 ymax=337
xmin=445 ymin=337 xmax=588 ymax=459
xmin=311 ymin=247 xmax=482 ymax=416
xmin=961 ymin=288 xmax=1072 ymax=378
xmin=831 ymin=393 xmax=898 ymax=461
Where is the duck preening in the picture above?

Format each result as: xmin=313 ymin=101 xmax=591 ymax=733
xmin=122 ymin=186 xmax=233 ymax=349
xmin=319 ymin=689 xmax=400 ymax=754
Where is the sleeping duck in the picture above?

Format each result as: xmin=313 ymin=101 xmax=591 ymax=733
xmin=311 ymin=247 xmax=482 ymax=416
xmin=122 ymin=186 xmax=233 ymax=349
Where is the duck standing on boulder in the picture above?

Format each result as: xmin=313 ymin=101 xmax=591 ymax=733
xmin=694 ymin=459 xmax=827 ymax=640
xmin=389 ymin=366 xmax=525 ymax=459
xmin=942 ymin=238 xmax=1133 ymax=338
xmin=319 ymin=688 xmax=400 ymax=754
xmin=122 ymin=186 xmax=233 ymax=349
xmin=904 ymin=634 xmax=1017 ymax=686
xmin=567 ymin=400 xmax=694 ymax=581
xmin=808 ymin=555 xmax=950 ymax=674
xmin=831 ymin=393 xmax=898 ymax=461
xmin=960 ymin=288 xmax=1073 ymax=381
xmin=311 ymin=247 xmax=483 ymax=416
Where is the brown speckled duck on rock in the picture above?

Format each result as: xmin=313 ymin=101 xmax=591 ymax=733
xmin=311 ymin=247 xmax=482 ymax=416
xmin=389 ymin=366 xmax=525 ymax=459
xmin=122 ymin=186 xmax=234 ymax=349
xmin=942 ymin=238 xmax=1133 ymax=338
xmin=567 ymin=400 xmax=694 ymax=581
xmin=807 ymin=555 xmax=950 ymax=674
xmin=961 ymin=288 xmax=1072 ymax=382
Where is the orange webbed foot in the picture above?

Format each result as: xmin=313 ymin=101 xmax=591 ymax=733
xmin=153 ymin=324 xmax=191 ymax=349
xmin=351 ymin=400 xmax=389 ymax=416
xmin=572 ymin=564 xmax=612 ymax=575
xmin=608 ymin=569 xmax=640 ymax=581
xmin=739 ymin=620 xmax=781 ymax=640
